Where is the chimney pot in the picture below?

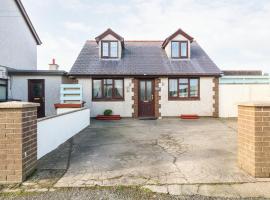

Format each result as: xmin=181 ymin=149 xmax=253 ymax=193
xmin=49 ymin=58 xmax=59 ymax=70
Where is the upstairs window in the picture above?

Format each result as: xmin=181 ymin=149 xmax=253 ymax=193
xmin=92 ymin=78 xmax=124 ymax=101
xmin=171 ymin=41 xmax=188 ymax=59
xmin=168 ymin=78 xmax=199 ymax=100
xmin=101 ymin=41 xmax=118 ymax=58
xmin=0 ymin=79 xmax=7 ymax=102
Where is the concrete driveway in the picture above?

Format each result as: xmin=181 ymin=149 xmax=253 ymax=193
xmin=55 ymin=118 xmax=256 ymax=188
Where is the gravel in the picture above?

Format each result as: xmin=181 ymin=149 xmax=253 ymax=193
xmin=0 ymin=187 xmax=268 ymax=200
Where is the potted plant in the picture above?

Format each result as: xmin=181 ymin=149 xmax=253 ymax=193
xmin=96 ymin=109 xmax=121 ymax=120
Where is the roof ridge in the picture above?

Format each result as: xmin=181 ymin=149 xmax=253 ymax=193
xmin=125 ymin=40 xmax=163 ymax=42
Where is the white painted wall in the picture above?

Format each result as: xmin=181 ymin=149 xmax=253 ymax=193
xmin=9 ymin=75 xmax=63 ymax=116
xmin=56 ymin=107 xmax=80 ymax=115
xmin=165 ymin=34 xmax=191 ymax=59
xmin=98 ymin=34 xmax=122 ymax=59
xmin=37 ymin=108 xmax=90 ymax=159
xmin=160 ymin=77 xmax=214 ymax=116
xmin=219 ymin=84 xmax=270 ymax=118
xmin=78 ymin=78 xmax=133 ymax=117
xmin=0 ymin=0 xmax=37 ymax=69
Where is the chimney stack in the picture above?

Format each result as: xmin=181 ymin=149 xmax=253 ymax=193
xmin=49 ymin=58 xmax=59 ymax=70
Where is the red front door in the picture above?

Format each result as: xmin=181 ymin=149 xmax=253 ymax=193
xmin=28 ymin=79 xmax=45 ymax=118
xmin=138 ymin=80 xmax=155 ymax=117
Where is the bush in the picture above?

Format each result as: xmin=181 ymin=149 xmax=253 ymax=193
xmin=104 ymin=109 xmax=113 ymax=116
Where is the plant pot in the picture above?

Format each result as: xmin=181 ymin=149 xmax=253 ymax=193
xmin=96 ymin=115 xmax=121 ymax=120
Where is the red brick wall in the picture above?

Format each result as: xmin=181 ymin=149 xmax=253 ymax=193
xmin=0 ymin=104 xmax=38 ymax=183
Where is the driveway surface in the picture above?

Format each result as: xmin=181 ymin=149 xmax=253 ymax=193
xmin=55 ymin=118 xmax=256 ymax=188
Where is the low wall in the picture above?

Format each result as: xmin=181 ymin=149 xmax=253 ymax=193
xmin=37 ymin=108 xmax=90 ymax=159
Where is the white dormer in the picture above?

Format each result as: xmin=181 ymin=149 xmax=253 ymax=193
xmin=162 ymin=29 xmax=194 ymax=60
xmin=95 ymin=28 xmax=124 ymax=60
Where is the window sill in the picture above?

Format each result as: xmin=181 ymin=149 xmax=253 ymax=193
xmin=92 ymin=98 xmax=125 ymax=102
xmin=168 ymin=97 xmax=200 ymax=101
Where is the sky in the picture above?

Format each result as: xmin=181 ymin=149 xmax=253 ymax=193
xmin=23 ymin=0 xmax=270 ymax=73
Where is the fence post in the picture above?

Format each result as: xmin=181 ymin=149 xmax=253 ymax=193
xmin=238 ymin=102 xmax=270 ymax=177
xmin=0 ymin=101 xmax=39 ymax=183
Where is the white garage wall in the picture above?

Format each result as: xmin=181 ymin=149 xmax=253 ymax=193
xmin=37 ymin=108 xmax=90 ymax=159
xmin=219 ymin=84 xmax=270 ymax=117
xmin=78 ymin=78 xmax=134 ymax=117
xmin=160 ymin=77 xmax=214 ymax=116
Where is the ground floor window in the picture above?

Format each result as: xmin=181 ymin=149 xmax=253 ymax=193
xmin=168 ymin=78 xmax=199 ymax=100
xmin=92 ymin=78 xmax=124 ymax=101
xmin=0 ymin=79 xmax=7 ymax=102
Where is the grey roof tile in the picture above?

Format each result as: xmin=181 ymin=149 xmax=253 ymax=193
xmin=69 ymin=41 xmax=221 ymax=76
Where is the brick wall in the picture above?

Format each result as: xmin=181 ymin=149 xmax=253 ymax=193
xmin=0 ymin=102 xmax=39 ymax=183
xmin=212 ymin=77 xmax=219 ymax=117
xmin=238 ymin=103 xmax=270 ymax=177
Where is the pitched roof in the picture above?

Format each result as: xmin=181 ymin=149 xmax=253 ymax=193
xmin=15 ymin=0 xmax=42 ymax=45
xmin=69 ymin=41 xmax=221 ymax=76
xmin=162 ymin=28 xmax=194 ymax=49
xmin=95 ymin=28 xmax=124 ymax=48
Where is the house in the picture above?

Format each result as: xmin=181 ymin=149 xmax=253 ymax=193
xmin=69 ymin=28 xmax=221 ymax=118
xmin=0 ymin=0 xmax=73 ymax=117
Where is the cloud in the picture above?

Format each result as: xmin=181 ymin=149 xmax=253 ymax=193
xmin=23 ymin=0 xmax=270 ymax=72
xmin=64 ymin=22 xmax=92 ymax=33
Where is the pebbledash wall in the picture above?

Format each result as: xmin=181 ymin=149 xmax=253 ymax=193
xmin=78 ymin=78 xmax=133 ymax=117
xmin=8 ymin=75 xmax=71 ymax=116
xmin=160 ymin=77 xmax=215 ymax=116
xmin=0 ymin=0 xmax=37 ymax=70
xmin=78 ymin=77 xmax=215 ymax=117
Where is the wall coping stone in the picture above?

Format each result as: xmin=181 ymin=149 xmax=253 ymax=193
xmin=37 ymin=107 xmax=89 ymax=122
xmin=0 ymin=101 xmax=40 ymax=108
xmin=238 ymin=101 xmax=270 ymax=107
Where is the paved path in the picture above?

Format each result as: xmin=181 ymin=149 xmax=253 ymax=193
xmin=56 ymin=118 xmax=255 ymax=188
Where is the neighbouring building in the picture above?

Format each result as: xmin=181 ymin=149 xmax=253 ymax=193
xmin=219 ymin=70 xmax=270 ymax=118
xmin=69 ymin=28 xmax=221 ymax=118
xmin=0 ymin=0 xmax=73 ymax=117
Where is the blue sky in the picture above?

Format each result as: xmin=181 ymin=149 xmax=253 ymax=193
xmin=23 ymin=0 xmax=270 ymax=73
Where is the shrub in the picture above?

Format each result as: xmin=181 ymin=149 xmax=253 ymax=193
xmin=104 ymin=109 xmax=113 ymax=116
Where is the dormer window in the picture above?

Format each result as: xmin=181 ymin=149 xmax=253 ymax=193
xmin=171 ymin=41 xmax=188 ymax=59
xmin=101 ymin=41 xmax=118 ymax=58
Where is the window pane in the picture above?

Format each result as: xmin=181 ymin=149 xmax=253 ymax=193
xmin=0 ymin=85 xmax=7 ymax=101
xmin=114 ymin=80 xmax=123 ymax=98
xmin=190 ymin=79 xmax=199 ymax=97
xmin=169 ymin=79 xmax=178 ymax=97
xmin=0 ymin=80 xmax=6 ymax=84
xmin=105 ymin=79 xmax=112 ymax=84
xmin=140 ymin=81 xmax=145 ymax=101
xmin=146 ymin=81 xmax=152 ymax=101
xmin=102 ymin=42 xmax=109 ymax=57
xmin=171 ymin=42 xmax=179 ymax=58
xmin=180 ymin=42 xmax=187 ymax=57
xmin=179 ymin=78 xmax=188 ymax=84
xmin=32 ymin=83 xmax=42 ymax=97
xmin=93 ymin=80 xmax=102 ymax=98
xmin=110 ymin=42 xmax=118 ymax=57
xmin=179 ymin=85 xmax=188 ymax=97
xmin=104 ymin=84 xmax=112 ymax=98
